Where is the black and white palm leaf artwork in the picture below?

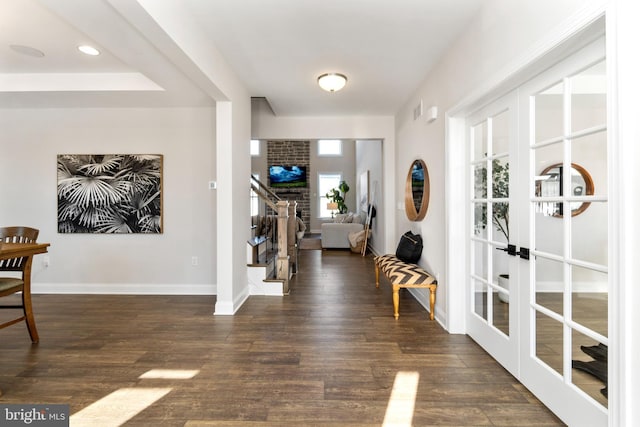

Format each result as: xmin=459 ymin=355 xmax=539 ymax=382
xmin=57 ymin=154 xmax=163 ymax=234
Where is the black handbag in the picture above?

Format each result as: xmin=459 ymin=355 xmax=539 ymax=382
xmin=395 ymin=231 xmax=423 ymax=263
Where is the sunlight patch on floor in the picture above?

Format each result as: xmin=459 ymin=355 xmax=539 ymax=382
xmin=139 ymin=369 xmax=200 ymax=379
xmin=382 ymin=371 xmax=419 ymax=427
xmin=70 ymin=388 xmax=171 ymax=427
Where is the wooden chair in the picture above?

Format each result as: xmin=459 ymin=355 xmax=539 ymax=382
xmin=0 ymin=226 xmax=40 ymax=342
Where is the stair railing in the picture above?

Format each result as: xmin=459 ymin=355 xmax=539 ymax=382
xmin=250 ymin=175 xmax=298 ymax=288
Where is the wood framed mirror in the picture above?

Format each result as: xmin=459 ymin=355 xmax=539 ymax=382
xmin=405 ymin=159 xmax=430 ymax=221
xmin=536 ymin=162 xmax=594 ymax=217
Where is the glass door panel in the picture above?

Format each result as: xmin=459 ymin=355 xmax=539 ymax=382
xmin=571 ymin=132 xmax=607 ymax=198
xmin=571 ymin=266 xmax=608 ymax=336
xmin=534 ymin=81 xmax=564 ymax=143
xmin=570 ymin=61 xmax=607 ymax=132
xmin=473 ymin=279 xmax=487 ymax=320
xmin=534 ymin=210 xmax=564 ymax=255
xmin=522 ymin=37 xmax=608 ymax=424
xmin=535 ymin=312 xmax=564 ymax=376
xmin=493 ymin=297 xmax=509 ymax=336
xmin=467 ymin=95 xmax=518 ymax=377
xmin=572 ymin=202 xmax=608 ymax=264
xmin=534 ymin=257 xmax=564 ymax=315
xmin=492 ymin=109 xmax=510 ymax=155
xmin=472 ymin=121 xmax=488 ymax=161
xmin=572 ymin=328 xmax=609 ymax=408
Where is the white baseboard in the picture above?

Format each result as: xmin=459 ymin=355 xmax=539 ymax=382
xmin=32 ymin=282 xmax=216 ymax=295
xmin=215 ymin=288 xmax=250 ymax=315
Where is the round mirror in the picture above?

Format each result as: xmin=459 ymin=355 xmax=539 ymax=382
xmin=537 ymin=162 xmax=594 ymax=217
xmin=405 ymin=159 xmax=430 ymax=221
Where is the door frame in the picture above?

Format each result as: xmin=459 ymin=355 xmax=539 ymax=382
xmin=444 ymin=4 xmax=635 ymax=424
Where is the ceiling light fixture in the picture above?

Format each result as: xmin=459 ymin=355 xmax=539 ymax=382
xmin=78 ymin=45 xmax=100 ymax=56
xmin=317 ymin=73 xmax=347 ymax=92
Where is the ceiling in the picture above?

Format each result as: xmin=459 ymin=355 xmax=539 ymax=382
xmin=0 ymin=0 xmax=483 ymax=116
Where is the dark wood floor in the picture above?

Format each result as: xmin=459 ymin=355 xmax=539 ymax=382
xmin=0 ymin=249 xmax=564 ymax=426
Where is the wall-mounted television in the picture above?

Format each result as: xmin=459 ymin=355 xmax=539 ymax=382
xmin=269 ymin=165 xmax=307 ymax=188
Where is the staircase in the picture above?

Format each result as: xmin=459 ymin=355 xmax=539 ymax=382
xmin=248 ymin=176 xmax=298 ymax=295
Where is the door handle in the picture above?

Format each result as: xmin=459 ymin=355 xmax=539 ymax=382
xmin=496 ymin=244 xmax=530 ymax=260
xmin=496 ymin=244 xmax=517 ymax=256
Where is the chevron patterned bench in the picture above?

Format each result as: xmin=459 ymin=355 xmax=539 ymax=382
xmin=374 ymin=254 xmax=437 ymax=320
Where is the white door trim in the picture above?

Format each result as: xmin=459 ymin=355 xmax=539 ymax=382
xmin=607 ymin=0 xmax=640 ymax=425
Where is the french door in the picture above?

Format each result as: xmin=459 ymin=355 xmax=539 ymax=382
xmin=467 ymin=93 xmax=520 ymax=376
xmin=467 ymin=37 xmax=608 ymax=426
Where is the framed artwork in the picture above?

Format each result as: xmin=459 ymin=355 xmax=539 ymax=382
xmin=57 ymin=154 xmax=163 ymax=233
xmin=360 ymin=170 xmax=370 ymax=213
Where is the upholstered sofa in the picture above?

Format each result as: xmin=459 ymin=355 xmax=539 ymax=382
xmin=321 ymin=212 xmax=366 ymax=248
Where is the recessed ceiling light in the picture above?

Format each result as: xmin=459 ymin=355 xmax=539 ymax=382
xmin=78 ymin=45 xmax=100 ymax=56
xmin=317 ymin=73 xmax=347 ymax=92
xmin=10 ymin=44 xmax=45 ymax=58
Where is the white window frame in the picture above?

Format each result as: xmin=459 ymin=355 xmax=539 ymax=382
xmin=318 ymin=139 xmax=342 ymax=156
xmin=250 ymin=139 xmax=260 ymax=156
xmin=318 ymin=173 xmax=342 ymax=218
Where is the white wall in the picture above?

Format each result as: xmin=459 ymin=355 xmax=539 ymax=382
xmin=393 ymin=0 xmax=604 ymax=323
xmin=136 ymin=0 xmax=253 ymax=315
xmin=0 ymin=107 xmax=216 ymax=294
xmin=310 ymin=139 xmax=357 ymax=232
xmin=252 ymin=107 xmax=396 ymax=253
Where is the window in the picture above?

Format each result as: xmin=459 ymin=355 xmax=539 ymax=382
xmin=318 ymin=139 xmax=342 ymax=156
xmin=318 ymin=173 xmax=342 ymax=218
xmin=250 ymin=139 xmax=260 ymax=156
xmin=250 ymin=173 xmax=259 ymax=216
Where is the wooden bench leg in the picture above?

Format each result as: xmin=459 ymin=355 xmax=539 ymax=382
xmin=429 ymin=285 xmax=436 ymax=321
xmin=392 ymin=284 xmax=400 ymax=319
xmin=375 ymin=263 xmax=380 ymax=288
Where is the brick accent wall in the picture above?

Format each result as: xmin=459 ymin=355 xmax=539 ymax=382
xmin=267 ymin=140 xmax=310 ymax=227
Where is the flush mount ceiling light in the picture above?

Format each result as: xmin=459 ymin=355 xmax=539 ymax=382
xmin=317 ymin=73 xmax=347 ymax=92
xmin=78 ymin=45 xmax=100 ymax=56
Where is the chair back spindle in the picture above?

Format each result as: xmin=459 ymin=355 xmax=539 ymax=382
xmin=0 ymin=227 xmax=39 ymax=271
xmin=0 ymin=226 xmax=42 ymax=342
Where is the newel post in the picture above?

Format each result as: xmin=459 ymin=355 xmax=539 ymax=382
xmin=276 ymin=200 xmax=290 ymax=292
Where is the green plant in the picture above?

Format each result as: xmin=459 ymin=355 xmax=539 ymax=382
xmin=326 ymin=180 xmax=350 ymax=214
xmin=475 ymin=160 xmax=509 ymax=241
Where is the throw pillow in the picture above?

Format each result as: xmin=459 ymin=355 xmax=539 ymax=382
xmin=334 ymin=213 xmax=348 ymax=223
